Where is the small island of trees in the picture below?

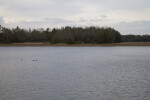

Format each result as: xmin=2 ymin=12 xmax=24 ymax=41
xmin=0 ymin=25 xmax=150 ymax=44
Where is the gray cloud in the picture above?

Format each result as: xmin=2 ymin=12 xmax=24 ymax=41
xmin=83 ymin=0 xmax=150 ymax=10
xmin=79 ymin=18 xmax=87 ymax=22
xmin=100 ymin=15 xmax=108 ymax=19
xmin=0 ymin=0 xmax=150 ymax=34
xmin=0 ymin=16 xmax=9 ymax=28
xmin=114 ymin=20 xmax=150 ymax=35
xmin=0 ymin=16 xmax=5 ymax=26
xmin=7 ymin=17 xmax=74 ymax=29
xmin=44 ymin=18 xmax=72 ymax=24
xmin=90 ymin=15 xmax=108 ymax=22
xmin=0 ymin=0 xmax=82 ymax=18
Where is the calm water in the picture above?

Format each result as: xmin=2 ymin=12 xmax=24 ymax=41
xmin=0 ymin=47 xmax=150 ymax=100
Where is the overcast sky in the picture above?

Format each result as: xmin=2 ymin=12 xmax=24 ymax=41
xmin=0 ymin=0 xmax=150 ymax=34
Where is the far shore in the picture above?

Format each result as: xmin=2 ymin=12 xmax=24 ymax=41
xmin=0 ymin=42 xmax=150 ymax=47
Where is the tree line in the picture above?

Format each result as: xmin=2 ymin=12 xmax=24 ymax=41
xmin=0 ymin=25 xmax=122 ymax=44
xmin=122 ymin=35 xmax=150 ymax=42
xmin=1 ymin=25 xmax=150 ymax=44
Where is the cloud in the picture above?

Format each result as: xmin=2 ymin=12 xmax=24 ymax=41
xmin=100 ymin=15 xmax=108 ymax=19
xmin=0 ymin=0 xmax=82 ymax=18
xmin=0 ymin=16 xmax=5 ymax=26
xmin=114 ymin=20 xmax=150 ymax=35
xmin=82 ymin=0 xmax=150 ymax=10
xmin=6 ymin=17 xmax=75 ymax=29
xmin=44 ymin=18 xmax=72 ymax=24
xmin=0 ymin=0 xmax=150 ymax=34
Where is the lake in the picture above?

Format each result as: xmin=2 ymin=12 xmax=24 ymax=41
xmin=0 ymin=47 xmax=150 ymax=100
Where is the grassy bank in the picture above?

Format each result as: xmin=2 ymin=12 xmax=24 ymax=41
xmin=0 ymin=42 xmax=150 ymax=47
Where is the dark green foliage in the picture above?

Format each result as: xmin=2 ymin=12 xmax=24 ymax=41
xmin=12 ymin=26 xmax=27 ymax=42
xmin=0 ymin=27 xmax=13 ymax=43
xmin=122 ymin=35 xmax=150 ymax=42
xmin=0 ymin=25 xmax=123 ymax=44
xmin=51 ymin=26 xmax=74 ymax=44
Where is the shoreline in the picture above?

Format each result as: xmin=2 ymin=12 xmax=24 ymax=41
xmin=0 ymin=42 xmax=150 ymax=47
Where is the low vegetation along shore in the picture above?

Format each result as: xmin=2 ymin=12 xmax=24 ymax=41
xmin=0 ymin=42 xmax=150 ymax=47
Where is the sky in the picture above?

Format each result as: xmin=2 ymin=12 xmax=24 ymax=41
xmin=0 ymin=0 xmax=150 ymax=35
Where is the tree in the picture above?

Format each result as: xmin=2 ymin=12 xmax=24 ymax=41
xmin=0 ymin=25 xmax=124 ymax=44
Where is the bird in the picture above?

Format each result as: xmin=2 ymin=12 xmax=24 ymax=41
xmin=32 ymin=59 xmax=37 ymax=61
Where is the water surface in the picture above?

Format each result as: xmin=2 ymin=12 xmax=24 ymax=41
xmin=0 ymin=47 xmax=150 ymax=100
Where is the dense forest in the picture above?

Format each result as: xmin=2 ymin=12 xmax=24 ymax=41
xmin=0 ymin=25 xmax=122 ymax=44
xmin=0 ymin=25 xmax=150 ymax=44
xmin=122 ymin=35 xmax=150 ymax=42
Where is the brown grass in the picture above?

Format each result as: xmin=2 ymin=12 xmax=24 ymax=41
xmin=0 ymin=42 xmax=150 ymax=47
